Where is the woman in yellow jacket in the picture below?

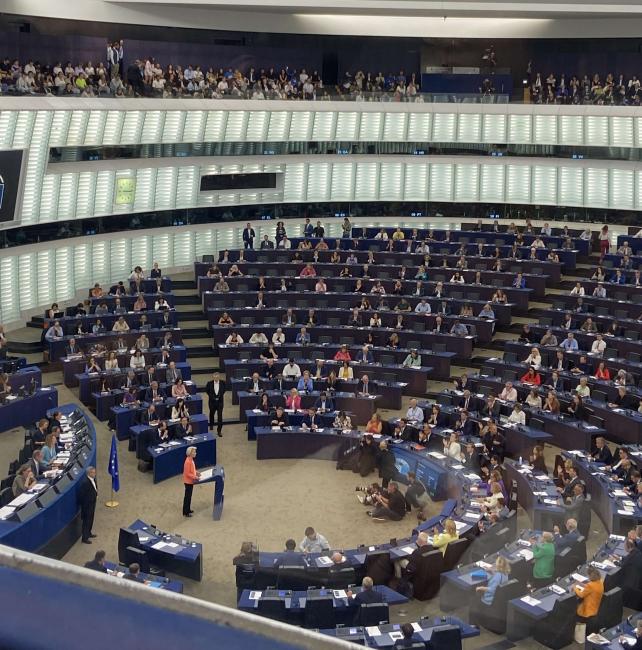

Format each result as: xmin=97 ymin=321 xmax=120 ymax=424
xmin=574 ymin=565 xmax=604 ymax=626
xmin=432 ymin=519 xmax=458 ymax=555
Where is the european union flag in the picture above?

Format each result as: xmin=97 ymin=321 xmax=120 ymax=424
xmin=108 ymin=434 xmax=120 ymax=492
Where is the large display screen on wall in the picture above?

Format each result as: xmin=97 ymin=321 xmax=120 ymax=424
xmin=0 ymin=150 xmax=24 ymax=223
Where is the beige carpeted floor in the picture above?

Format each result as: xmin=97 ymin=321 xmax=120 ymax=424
xmin=0 ymin=370 xmax=608 ymax=649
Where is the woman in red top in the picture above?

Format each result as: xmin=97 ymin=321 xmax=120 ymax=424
xmin=334 ymin=344 xmax=352 ymax=361
xmin=300 ymin=263 xmax=316 ymax=277
xmin=285 ymin=388 xmax=302 ymax=410
xmin=594 ymin=361 xmax=610 ymax=380
xmin=182 ymin=446 xmax=200 ymax=517
xmin=520 ymin=366 xmax=541 ymax=386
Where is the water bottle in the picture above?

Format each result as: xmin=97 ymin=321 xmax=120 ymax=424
xmin=518 ymin=456 xmax=523 ymax=465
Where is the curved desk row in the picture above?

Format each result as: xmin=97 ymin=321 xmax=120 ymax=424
xmin=562 ymin=451 xmax=641 ymax=535
xmin=206 ymin=289 xmax=513 ymax=326
xmin=320 ymin=615 xmax=479 ymax=647
xmin=4 ymin=366 xmax=41 ymax=392
xmin=42 ymin=309 xmax=179 ymax=334
xmin=224 ymin=357 xmax=432 ymax=396
xmin=0 ymin=387 xmax=58 ymax=434
xmin=197 ymin=252 xmax=563 ymax=284
xmin=0 ymin=404 xmax=94 ymax=557
xmin=63 ymin=346 xmax=188 ymax=387
xmin=540 ymin=306 xmax=642 ymax=339
xmin=111 ymin=395 xmax=204 ymax=441
xmin=49 ymin=329 xmax=184 ymax=362
xmin=442 ymin=381 xmax=606 ymax=452
xmin=506 ymin=535 xmax=627 ymax=641
xmin=551 ymin=293 xmax=642 ymax=321
xmin=479 ymin=358 xmax=642 ymax=444
xmin=210 ymin=307 xmax=494 ymax=344
xmin=202 ymin=269 xmax=533 ymax=308
xmin=201 ymin=266 xmax=548 ymax=299
xmin=222 ymin=341 xmax=452 ymax=381
xmin=205 ymin=289 xmax=516 ymax=325
xmin=76 ymin=364 xmax=192 ymax=405
xmin=284 ymin=237 xmax=578 ymax=270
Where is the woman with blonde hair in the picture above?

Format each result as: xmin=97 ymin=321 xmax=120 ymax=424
xmin=432 ymin=519 xmax=458 ymax=555
xmin=475 ymin=556 xmax=511 ymax=606
xmin=365 ymin=412 xmax=382 ymax=434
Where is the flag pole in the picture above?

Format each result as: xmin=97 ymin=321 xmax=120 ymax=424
xmin=105 ymin=486 xmax=118 ymax=508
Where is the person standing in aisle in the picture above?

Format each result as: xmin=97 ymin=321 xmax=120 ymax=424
xmin=182 ymin=447 xmax=200 ymax=517
xmin=205 ymin=371 xmax=226 ymax=437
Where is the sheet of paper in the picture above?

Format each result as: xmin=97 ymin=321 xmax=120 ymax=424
xmin=0 ymin=506 xmax=16 ymax=520
xmin=476 ymin=561 xmax=493 ymax=570
xmin=463 ymin=511 xmax=480 ymax=520
xmin=8 ymin=493 xmax=35 ymax=507
xmin=400 ymin=545 xmax=416 ymax=555
xmin=199 ymin=468 xmax=214 ymax=480
xmin=365 ymin=626 xmax=381 ymax=637
xmin=248 ymin=591 xmax=262 ymax=601
xmin=518 ymin=549 xmax=534 ymax=561
xmin=521 ymin=595 xmax=541 ymax=606
xmin=411 ymin=622 xmax=422 ymax=633
xmin=571 ymin=573 xmax=588 ymax=582
xmin=317 ymin=556 xmax=333 ymax=565
xmin=550 ymin=584 xmax=566 ymax=595
xmin=151 ymin=541 xmax=167 ymax=550
xmin=333 ymin=590 xmax=347 ymax=599
xmin=389 ymin=632 xmax=403 ymax=640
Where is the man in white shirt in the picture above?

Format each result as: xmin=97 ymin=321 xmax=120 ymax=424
xmin=499 ymin=381 xmax=518 ymax=402
xmin=414 ymin=298 xmax=431 ymax=314
xmin=278 ymin=236 xmax=292 ymax=249
xmin=45 ymin=321 xmax=64 ymax=341
xmin=591 ymin=333 xmax=606 ymax=356
xmin=299 ymin=527 xmax=330 ymax=553
xmin=406 ymin=398 xmax=424 ymax=423
xmin=249 ymin=331 xmax=268 ymax=345
xmin=282 ymin=359 xmax=301 ymax=379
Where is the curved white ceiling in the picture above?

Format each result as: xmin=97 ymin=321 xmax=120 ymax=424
xmin=6 ymin=0 xmax=642 ymax=37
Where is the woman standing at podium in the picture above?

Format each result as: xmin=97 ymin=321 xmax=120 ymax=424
xmin=182 ymin=447 xmax=200 ymax=517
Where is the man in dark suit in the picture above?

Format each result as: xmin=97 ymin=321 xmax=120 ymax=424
xmin=271 ymin=374 xmax=286 ymax=392
xmin=165 ymin=361 xmax=182 ymax=384
xmin=553 ymin=518 xmax=580 ymax=550
xmin=592 ymin=437 xmax=613 ymax=465
xmin=458 ymin=389 xmax=477 ymax=413
xmin=121 ymin=370 xmax=140 ymax=390
xmin=481 ymin=394 xmax=500 ymax=418
xmin=260 ymin=235 xmax=274 ymax=249
xmin=123 ymin=563 xmax=146 ymax=583
xmin=314 ymin=391 xmax=334 ymax=413
xmin=274 ymin=539 xmax=305 ymax=569
xmin=301 ymin=407 xmax=319 ymax=430
xmin=78 ymin=466 xmax=98 ymax=544
xmin=141 ymin=366 xmax=156 ymax=386
xmin=65 ymin=338 xmax=82 ymax=356
xmin=559 ymin=466 xmax=581 ymax=498
xmin=393 ymin=623 xmax=424 ymax=649
xmin=84 ymin=549 xmax=108 ymax=573
xmin=144 ymin=381 xmax=165 ymax=403
xmin=242 ymin=222 xmax=256 ymax=249
xmin=205 ymin=371 xmax=226 ymax=437
xmin=28 ymin=450 xmax=44 ymax=478
xmin=455 ymin=410 xmax=477 ymax=437
xmin=347 ymin=576 xmax=384 ymax=623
